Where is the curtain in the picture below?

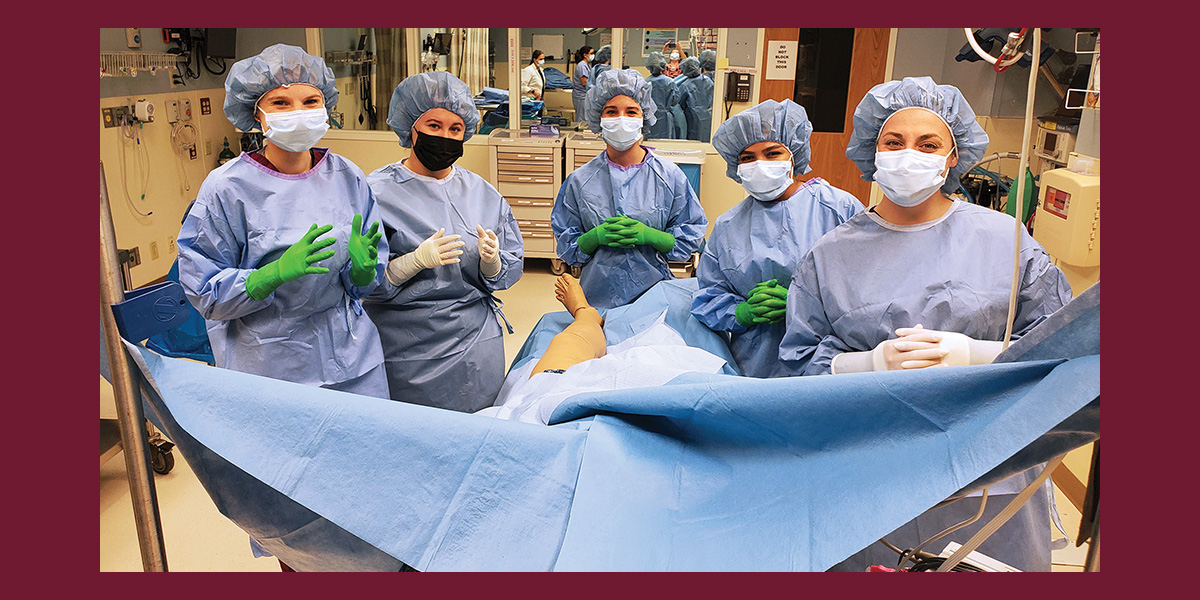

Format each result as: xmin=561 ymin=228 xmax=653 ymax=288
xmin=374 ymin=28 xmax=407 ymax=131
xmin=457 ymin=28 xmax=489 ymax=95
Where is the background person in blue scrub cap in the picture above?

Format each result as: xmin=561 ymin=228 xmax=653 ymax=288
xmin=699 ymin=49 xmax=716 ymax=81
xmin=643 ymin=51 xmax=677 ymax=140
xmin=571 ymin=45 xmax=594 ymax=125
xmin=692 ymin=99 xmax=862 ymax=378
xmin=363 ymin=71 xmax=524 ymax=413
xmin=176 ymin=43 xmax=390 ymax=570
xmin=672 ymin=56 xmax=714 ymax=143
xmin=590 ymin=45 xmax=612 ymax=85
xmin=551 ymin=69 xmax=707 ymax=309
xmin=779 ymin=76 xmax=1072 ymax=572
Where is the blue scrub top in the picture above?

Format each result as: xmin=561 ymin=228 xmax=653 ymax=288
xmin=552 ymin=149 xmax=707 ymax=309
xmin=779 ymin=200 xmax=1073 ymax=375
xmin=692 ymin=178 xmax=862 ymax=378
xmin=177 ymin=150 xmax=389 ymax=391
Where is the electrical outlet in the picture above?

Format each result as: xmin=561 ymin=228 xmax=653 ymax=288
xmin=200 ymin=97 xmax=211 ymax=115
xmin=112 ymin=106 xmax=129 ymax=126
xmin=181 ymin=99 xmax=192 ymax=121
xmin=189 ymin=147 xmax=197 ymax=160
xmin=150 ymin=241 xmax=159 ymax=260
xmin=167 ymin=237 xmax=177 ymax=254
xmin=205 ymin=140 xmax=212 ymax=156
xmin=102 ymin=108 xmax=117 ymax=128
xmin=166 ymin=100 xmax=180 ymax=123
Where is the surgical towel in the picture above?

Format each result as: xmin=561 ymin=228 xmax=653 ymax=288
xmin=112 ymin=279 xmax=1099 ymax=571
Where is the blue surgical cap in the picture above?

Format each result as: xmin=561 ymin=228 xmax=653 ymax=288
xmin=681 ymin=56 xmax=701 ymax=78
xmin=646 ymin=51 xmax=666 ymax=76
xmin=224 ymin=44 xmax=339 ymax=133
xmin=584 ymin=69 xmax=658 ymax=133
xmin=596 ymin=45 xmax=611 ymax=63
xmin=386 ymin=71 xmax=481 ymax=148
xmin=699 ymin=50 xmax=716 ymax=72
xmin=712 ymin=99 xmax=814 ymax=182
xmin=846 ymin=76 xmax=989 ymax=193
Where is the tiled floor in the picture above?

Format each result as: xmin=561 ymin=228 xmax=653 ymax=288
xmin=99 ymin=258 xmax=1093 ymax=571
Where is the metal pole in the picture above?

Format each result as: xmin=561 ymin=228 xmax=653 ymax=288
xmin=1083 ymin=505 xmax=1099 ymax=571
xmin=99 ymin=160 xmax=169 ymax=572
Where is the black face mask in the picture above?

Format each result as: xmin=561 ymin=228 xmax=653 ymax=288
xmin=411 ymin=129 xmax=464 ymax=172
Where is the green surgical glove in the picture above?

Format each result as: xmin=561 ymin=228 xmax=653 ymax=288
xmin=245 ymin=223 xmax=337 ymax=300
xmin=348 ymin=213 xmax=383 ymax=287
xmin=604 ymin=215 xmax=676 ymax=254
xmin=578 ymin=220 xmax=638 ymax=254
xmin=735 ymin=279 xmax=789 ymax=326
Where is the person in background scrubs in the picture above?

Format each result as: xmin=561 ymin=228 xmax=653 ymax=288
xmin=176 ymin=43 xmax=390 ymax=570
xmin=699 ymin=49 xmax=716 ymax=81
xmin=590 ymin=45 xmax=612 ymax=84
xmin=779 ymin=76 xmax=1073 ymax=572
xmin=363 ymin=71 xmax=524 ymax=413
xmin=672 ymin=57 xmax=714 ymax=143
xmin=571 ymin=45 xmax=594 ymax=125
xmin=643 ymin=51 xmax=677 ymax=140
xmin=692 ymin=99 xmax=862 ymax=378
xmin=551 ymin=69 xmax=707 ymax=309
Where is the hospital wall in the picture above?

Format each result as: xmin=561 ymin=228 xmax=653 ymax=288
xmin=100 ymin=28 xmax=310 ymax=288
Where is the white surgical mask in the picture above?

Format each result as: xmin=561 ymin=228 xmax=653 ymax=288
xmin=737 ymin=159 xmax=795 ymax=201
xmin=873 ymin=148 xmax=952 ymax=207
xmin=537 ymin=59 xmax=545 ymax=66
xmin=670 ymin=52 xmax=680 ymax=60
xmin=599 ymin=116 xmax=644 ymax=151
xmin=258 ymin=106 xmax=329 ymax=153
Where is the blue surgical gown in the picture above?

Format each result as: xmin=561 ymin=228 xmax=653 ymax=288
xmin=670 ymin=75 xmax=688 ymax=139
xmin=675 ymin=74 xmax=714 ymax=143
xmin=779 ymin=200 xmax=1073 ymax=572
xmin=691 ymin=178 xmax=862 ymax=378
xmin=779 ymin=200 xmax=1073 ymax=375
xmin=364 ymin=162 xmax=524 ymax=412
xmin=572 ymin=62 xmax=591 ymax=122
xmin=177 ymin=150 xmax=390 ymax=399
xmin=552 ymin=150 xmax=707 ymax=309
xmin=644 ymin=73 xmax=677 ymax=140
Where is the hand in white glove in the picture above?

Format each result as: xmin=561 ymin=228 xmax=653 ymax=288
xmin=894 ymin=326 xmax=1005 ymax=367
xmin=386 ymin=228 xmax=465 ymax=285
xmin=872 ymin=324 xmax=951 ymax=371
xmin=476 ymin=225 xmax=501 ymax=278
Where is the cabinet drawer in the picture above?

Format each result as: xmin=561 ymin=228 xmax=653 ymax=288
xmin=511 ymin=205 xmax=552 ymax=221
xmin=498 ymin=173 xmax=554 ymax=185
xmin=515 ymin=219 xmax=553 ymax=234
xmin=521 ymin=230 xmax=556 ymax=254
xmin=498 ymin=181 xmax=555 ymax=199
xmin=496 ymin=161 xmax=555 ymax=174
xmin=497 ymin=149 xmax=555 ymax=162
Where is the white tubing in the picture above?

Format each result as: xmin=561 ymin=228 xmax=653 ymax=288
xmin=1001 ymin=27 xmax=1040 ymax=351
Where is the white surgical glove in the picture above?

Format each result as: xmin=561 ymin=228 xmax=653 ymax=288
xmin=831 ymin=325 xmax=1006 ymax=374
xmin=477 ymin=224 xmax=501 ymax=278
xmin=386 ymin=228 xmax=465 ymax=285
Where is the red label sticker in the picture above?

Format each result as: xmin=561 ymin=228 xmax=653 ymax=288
xmin=1043 ymin=186 xmax=1070 ymax=219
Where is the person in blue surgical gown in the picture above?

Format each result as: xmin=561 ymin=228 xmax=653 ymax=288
xmin=590 ymin=45 xmax=612 ymax=84
xmin=699 ymin=49 xmax=716 ymax=81
xmin=673 ymin=57 xmax=714 ymax=143
xmin=778 ymin=76 xmax=1073 ymax=572
xmin=692 ymin=99 xmax=862 ymax=378
xmin=177 ymin=43 xmax=390 ymax=401
xmin=643 ymin=51 xmax=677 ymax=140
xmin=176 ymin=43 xmax=391 ymax=570
xmin=551 ymin=69 xmax=707 ymax=309
xmin=571 ymin=46 xmax=594 ymax=125
xmin=363 ymin=71 xmax=524 ymax=412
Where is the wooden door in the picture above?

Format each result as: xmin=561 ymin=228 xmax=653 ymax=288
xmin=759 ymin=28 xmax=890 ymax=204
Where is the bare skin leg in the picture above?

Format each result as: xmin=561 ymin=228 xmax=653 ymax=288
xmin=532 ymin=274 xmax=607 ymax=376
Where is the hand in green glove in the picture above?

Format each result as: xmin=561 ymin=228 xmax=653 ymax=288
xmin=602 ymin=214 xmax=676 ymax=254
xmin=734 ymin=279 xmax=789 ymax=326
xmin=578 ymin=219 xmax=639 ymax=254
xmin=245 ymin=223 xmax=337 ymax=300
xmin=348 ymin=213 xmax=383 ymax=286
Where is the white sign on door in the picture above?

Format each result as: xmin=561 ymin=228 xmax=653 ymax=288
xmin=765 ymin=40 xmax=798 ymax=81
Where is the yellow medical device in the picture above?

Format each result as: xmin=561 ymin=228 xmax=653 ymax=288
xmin=1032 ymin=167 xmax=1099 ymax=268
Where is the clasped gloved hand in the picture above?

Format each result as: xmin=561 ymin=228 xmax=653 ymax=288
xmin=603 ymin=215 xmax=677 ymax=254
xmin=348 ymin=213 xmax=384 ymax=286
xmin=245 ymin=223 xmax=338 ymax=300
xmin=386 ymin=227 xmax=465 ymax=285
xmin=577 ymin=218 xmax=637 ymax=254
xmin=734 ymin=278 xmax=789 ymax=327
